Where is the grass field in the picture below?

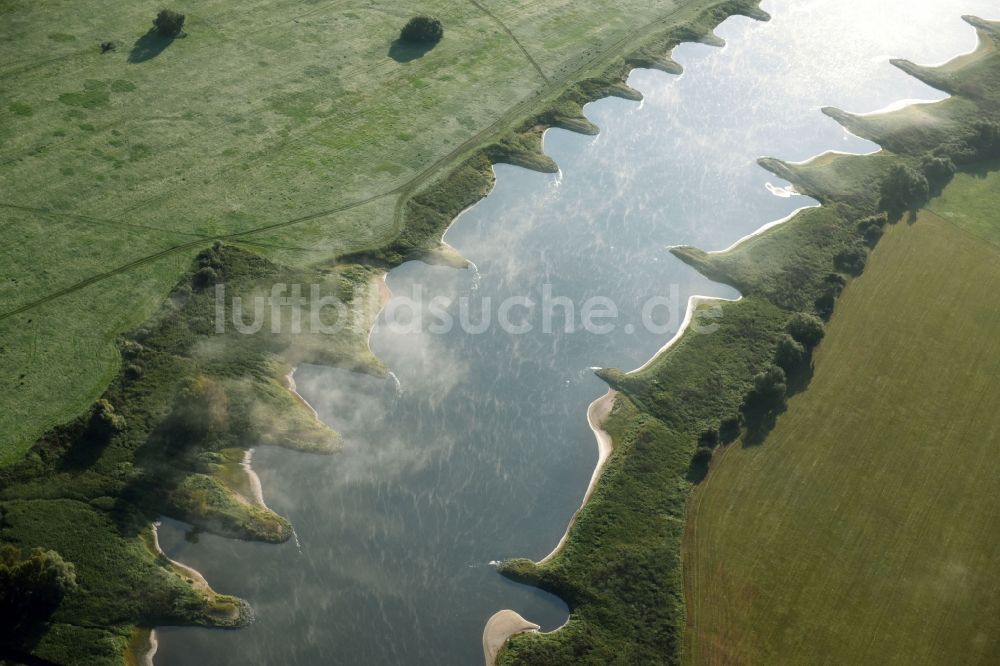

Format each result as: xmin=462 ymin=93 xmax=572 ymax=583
xmin=0 ymin=0 xmax=765 ymax=459
xmin=927 ymin=158 xmax=1000 ymax=246
xmin=683 ymin=202 xmax=1000 ymax=664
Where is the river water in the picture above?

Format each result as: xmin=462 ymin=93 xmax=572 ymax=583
xmin=154 ymin=1 xmax=994 ymax=663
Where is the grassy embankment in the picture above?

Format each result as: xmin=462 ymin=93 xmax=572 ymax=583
xmin=0 ymin=0 xmax=774 ymax=662
xmin=496 ymin=15 xmax=1000 ymax=666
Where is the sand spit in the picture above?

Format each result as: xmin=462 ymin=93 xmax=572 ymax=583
xmin=482 ymin=610 xmax=540 ymax=665
xmin=240 ymin=448 xmax=268 ymax=509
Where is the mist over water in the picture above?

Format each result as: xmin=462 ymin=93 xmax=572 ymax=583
xmin=154 ymin=1 xmax=995 ymax=663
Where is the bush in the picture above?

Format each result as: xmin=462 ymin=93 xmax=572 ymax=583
xmin=400 ymin=16 xmax=443 ymax=44
xmin=774 ymin=334 xmax=806 ymax=372
xmin=154 ymin=9 xmax=186 ymax=37
xmin=786 ymin=312 xmax=825 ymax=349
xmin=719 ymin=414 xmax=742 ymax=443
xmin=89 ymin=399 xmax=125 ymax=438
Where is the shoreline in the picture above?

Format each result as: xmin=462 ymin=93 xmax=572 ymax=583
xmin=706 ymin=204 xmax=819 ymax=256
xmin=284 ymin=368 xmax=320 ymax=422
xmin=846 ymin=96 xmax=943 ymax=117
xmin=630 ymin=293 xmax=743 ymax=375
xmin=366 ymin=271 xmax=393 ymax=361
xmin=150 ymin=521 xmax=213 ymax=593
xmin=240 ymin=448 xmax=268 ymax=509
xmin=144 ymin=629 xmax=158 ymax=666
xmin=536 ymin=389 xmax=616 ymax=565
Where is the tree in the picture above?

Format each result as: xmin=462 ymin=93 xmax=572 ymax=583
xmin=193 ymin=266 xmax=217 ymax=290
xmin=920 ymin=154 xmax=956 ymax=195
xmin=774 ymin=334 xmax=806 ymax=372
xmin=857 ymin=213 xmax=888 ymax=247
xmin=0 ymin=545 xmax=77 ymax=638
xmin=973 ymin=120 xmax=1000 ymax=159
xmin=786 ymin=312 xmax=825 ymax=349
xmin=154 ymin=9 xmax=186 ymax=37
xmin=833 ymin=244 xmax=867 ymax=276
xmin=814 ymin=291 xmax=836 ymax=320
xmin=697 ymin=428 xmax=719 ymax=449
xmin=691 ymin=446 xmax=714 ymax=468
xmin=823 ymin=272 xmax=847 ymax=297
xmin=743 ymin=365 xmax=787 ymax=414
xmin=400 ymin=16 xmax=443 ymax=45
xmin=89 ymin=398 xmax=126 ymax=439
xmin=878 ymin=164 xmax=929 ymax=217
xmin=815 ymin=273 xmax=846 ymax=320
xmin=167 ymin=376 xmax=230 ymax=445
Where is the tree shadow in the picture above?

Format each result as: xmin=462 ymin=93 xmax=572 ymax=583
xmin=56 ymin=431 xmax=110 ymax=471
xmin=742 ymin=408 xmax=782 ymax=447
xmin=785 ymin=359 xmax=815 ymax=397
xmin=388 ymin=39 xmax=434 ymax=63
xmin=128 ymin=29 xmax=175 ymax=63
xmin=0 ymin=636 xmax=60 ymax=664
xmin=686 ymin=457 xmax=710 ymax=484
xmin=965 ymin=157 xmax=1000 ymax=178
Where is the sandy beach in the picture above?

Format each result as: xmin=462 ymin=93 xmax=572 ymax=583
xmin=482 ymin=610 xmax=540 ymax=665
xmin=240 ymin=448 xmax=268 ymax=509
xmin=537 ymin=389 xmax=616 ymax=565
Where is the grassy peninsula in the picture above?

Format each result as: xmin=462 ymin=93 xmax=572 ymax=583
xmin=0 ymin=0 xmax=775 ymax=662
xmin=496 ymin=15 xmax=1000 ymax=666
